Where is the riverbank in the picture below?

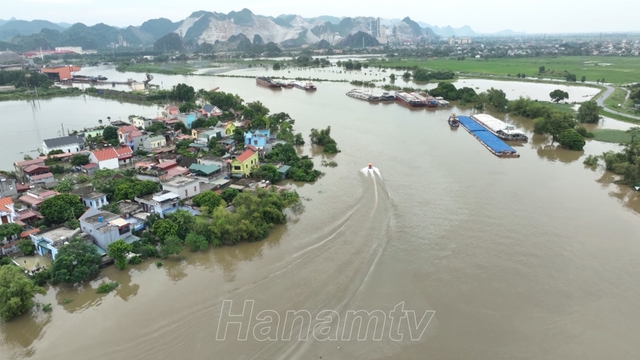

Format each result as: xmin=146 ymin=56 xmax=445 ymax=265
xmin=116 ymin=63 xmax=195 ymax=75
xmin=0 ymin=87 xmax=83 ymax=101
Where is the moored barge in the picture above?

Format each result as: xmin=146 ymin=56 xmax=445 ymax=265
xmin=256 ymin=76 xmax=282 ymax=88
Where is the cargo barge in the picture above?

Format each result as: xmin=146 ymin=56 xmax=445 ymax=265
xmin=471 ymin=114 xmax=528 ymax=141
xmin=410 ymin=92 xmax=438 ymax=107
xmin=457 ymin=115 xmax=520 ymax=158
xmin=395 ymin=92 xmax=425 ymax=107
xmin=256 ymin=76 xmax=282 ymax=88
xmin=346 ymin=89 xmax=395 ymax=102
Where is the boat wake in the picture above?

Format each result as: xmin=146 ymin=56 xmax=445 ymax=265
xmin=360 ymin=165 xmax=382 ymax=179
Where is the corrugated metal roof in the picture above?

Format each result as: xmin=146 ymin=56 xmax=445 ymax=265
xmin=43 ymin=135 xmax=84 ymax=148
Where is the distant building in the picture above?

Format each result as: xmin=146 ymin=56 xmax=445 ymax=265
xmin=79 ymin=208 xmax=137 ymax=251
xmin=0 ymin=196 xmax=16 ymax=225
xmin=231 ymin=147 xmax=259 ymax=177
xmin=162 ymin=176 xmax=201 ymax=199
xmin=54 ymin=46 xmax=83 ymax=54
xmin=132 ymin=117 xmax=154 ymax=129
xmin=42 ymin=135 xmax=85 ymax=154
xmin=134 ymin=190 xmax=180 ymax=218
xmin=89 ymin=146 xmax=133 ymax=170
xmin=29 ymin=226 xmax=80 ymax=260
xmin=142 ymin=136 xmax=167 ymax=151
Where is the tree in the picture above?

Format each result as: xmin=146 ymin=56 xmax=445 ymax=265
xmin=253 ymin=164 xmax=281 ymax=183
xmin=293 ymin=133 xmax=305 ymax=146
xmin=173 ymin=121 xmax=188 ymax=134
xmin=485 ymin=88 xmax=508 ymax=110
xmin=178 ymin=102 xmax=197 ymax=114
xmin=171 ymin=83 xmax=196 ymax=103
xmin=413 ymin=68 xmax=430 ymax=82
xmin=533 ymin=112 xmax=577 ymax=143
xmin=146 ymin=121 xmax=166 ymax=134
xmin=55 ymin=178 xmax=73 ymax=192
xmin=565 ymin=73 xmax=577 ymax=82
xmin=549 ymin=89 xmax=569 ymax=103
xmin=402 ymin=72 xmax=411 ymax=80
xmin=70 ymin=154 xmax=90 ymax=166
xmin=192 ymin=191 xmax=223 ymax=210
xmin=557 ymin=129 xmax=586 ymax=151
xmin=0 ymin=223 xmax=23 ymax=240
xmin=246 ymin=101 xmax=270 ymax=119
xmin=272 ymin=62 xmax=281 ymax=70
xmin=185 ymin=233 xmax=207 ymax=252
xmin=626 ymin=127 xmax=640 ymax=144
xmin=538 ymin=66 xmax=545 ymax=74
xmin=98 ymin=119 xmax=103 ymax=125
xmin=166 ymin=210 xmax=194 ymax=239
xmin=220 ymin=188 xmax=240 ymax=203
xmin=160 ymin=235 xmax=183 ymax=258
xmin=102 ymin=126 xmax=118 ymax=141
xmin=17 ymin=239 xmax=35 ymax=256
xmin=389 ymin=73 xmax=396 ymax=82
xmin=40 ymin=194 xmax=86 ymax=225
xmin=576 ymin=101 xmax=601 ymax=124
xmin=50 ymin=237 xmax=101 ymax=284
xmin=151 ymin=219 xmax=178 ymax=241
xmin=580 ymin=76 xmax=586 ymax=83
xmin=0 ymin=265 xmax=45 ymax=320
xmin=107 ymin=239 xmax=132 ymax=270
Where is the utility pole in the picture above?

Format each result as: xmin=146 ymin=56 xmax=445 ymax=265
xmin=61 ymin=123 xmax=65 ymax=137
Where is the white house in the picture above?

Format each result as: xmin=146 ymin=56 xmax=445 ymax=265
xmin=79 ymin=208 xmax=138 ymax=251
xmin=134 ymin=190 xmax=180 ymax=218
xmin=89 ymin=146 xmax=133 ymax=170
xmin=132 ymin=117 xmax=154 ymax=129
xmin=42 ymin=135 xmax=85 ymax=154
xmin=29 ymin=226 xmax=80 ymax=260
xmin=162 ymin=176 xmax=201 ymax=199
xmin=74 ymin=189 xmax=108 ymax=209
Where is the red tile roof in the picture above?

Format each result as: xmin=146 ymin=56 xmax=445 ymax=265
xmin=0 ymin=197 xmax=13 ymax=213
xmin=235 ymin=148 xmax=256 ymax=163
xmin=118 ymin=125 xmax=137 ymax=134
xmin=20 ymin=228 xmax=40 ymax=238
xmin=155 ymin=161 xmax=177 ymax=170
xmin=18 ymin=196 xmax=43 ymax=206
xmin=30 ymin=172 xmax=53 ymax=181
xmin=23 ymin=164 xmax=49 ymax=174
xmin=82 ymin=163 xmax=98 ymax=169
xmin=246 ymin=145 xmax=258 ymax=152
xmin=17 ymin=210 xmax=43 ymax=221
xmin=16 ymin=183 xmax=31 ymax=192
xmin=15 ymin=158 xmax=45 ymax=168
xmin=92 ymin=146 xmax=132 ymax=162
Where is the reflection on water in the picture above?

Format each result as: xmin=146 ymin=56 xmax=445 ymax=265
xmin=0 ymin=292 xmax=52 ymax=359
xmin=536 ymin=144 xmax=584 ymax=163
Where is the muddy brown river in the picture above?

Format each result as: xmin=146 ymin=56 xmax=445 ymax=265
xmin=1 ymin=69 xmax=639 ymax=360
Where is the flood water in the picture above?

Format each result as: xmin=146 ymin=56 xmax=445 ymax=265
xmin=1 ymin=69 xmax=640 ymax=360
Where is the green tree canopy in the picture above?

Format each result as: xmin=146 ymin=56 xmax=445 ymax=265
xmin=557 ymin=129 xmax=586 ymax=151
xmin=160 ymin=235 xmax=183 ymax=258
xmin=70 ymin=154 xmax=90 ymax=166
xmin=220 ymin=188 xmax=240 ymax=203
xmin=533 ymin=112 xmax=577 ymax=143
xmin=185 ymin=233 xmax=207 ymax=252
xmin=576 ymin=101 xmax=601 ymax=124
xmin=485 ymin=88 xmax=508 ymax=110
xmin=50 ymin=237 xmax=101 ymax=284
xmin=17 ymin=239 xmax=35 ymax=256
xmin=152 ymin=219 xmax=179 ymax=241
xmin=192 ymin=191 xmax=224 ymax=210
xmin=107 ymin=239 xmax=132 ymax=270
xmin=166 ymin=210 xmax=195 ymax=239
xmin=253 ymin=164 xmax=281 ymax=183
xmin=0 ymin=265 xmax=45 ymax=320
xmin=102 ymin=126 xmax=118 ymax=141
xmin=171 ymin=83 xmax=196 ymax=103
xmin=40 ymin=194 xmax=86 ymax=225
xmin=549 ymin=89 xmax=569 ymax=103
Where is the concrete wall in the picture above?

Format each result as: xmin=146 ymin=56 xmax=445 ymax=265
xmin=163 ymin=181 xmax=201 ymax=200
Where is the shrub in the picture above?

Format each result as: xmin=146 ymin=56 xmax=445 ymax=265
xmin=96 ymin=281 xmax=119 ymax=294
xmin=557 ymin=129 xmax=586 ymax=151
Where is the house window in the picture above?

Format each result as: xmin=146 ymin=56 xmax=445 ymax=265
xmin=253 ymin=140 xmax=258 ymax=145
xmin=234 ymin=166 xmax=241 ymax=171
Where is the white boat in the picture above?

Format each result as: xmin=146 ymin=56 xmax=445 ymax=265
xmin=293 ymin=81 xmax=317 ymax=90
xmin=346 ymin=89 xmax=379 ymax=101
xmin=471 ymin=114 xmax=528 ymax=141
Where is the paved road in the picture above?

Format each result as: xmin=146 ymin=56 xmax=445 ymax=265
xmin=595 ymin=85 xmax=640 ymax=120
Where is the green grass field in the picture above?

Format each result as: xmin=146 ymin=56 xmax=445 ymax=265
xmin=592 ymin=129 xmax=633 ymax=144
xmin=604 ymin=88 xmax=629 ymax=108
xmin=369 ymin=56 xmax=640 ymax=85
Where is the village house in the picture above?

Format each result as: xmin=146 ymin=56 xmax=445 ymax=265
xmin=244 ymin=129 xmax=271 ymax=148
xmin=82 ymin=163 xmax=98 ymax=175
xmin=89 ymin=146 xmax=133 ymax=170
xmin=177 ymin=112 xmax=197 ymax=129
xmin=22 ymin=163 xmax=50 ymax=180
xmin=189 ymin=163 xmax=222 ymax=179
xmin=231 ymin=146 xmax=259 ymax=177
xmin=134 ymin=190 xmax=180 ymax=218
xmin=73 ymin=187 xmax=109 ymax=209
xmin=0 ymin=175 xmax=17 ymax=197
xmin=162 ymin=176 xmax=201 ymax=199
xmin=199 ymin=104 xmax=223 ymax=117
xmin=142 ymin=135 xmax=167 ymax=151
xmin=117 ymin=125 xmax=138 ymax=144
xmin=42 ymin=135 xmax=85 ymax=154
xmin=14 ymin=158 xmax=46 ymax=181
xmin=79 ymin=208 xmax=138 ymax=251
xmin=15 ymin=209 xmax=43 ymax=226
xmin=80 ymin=128 xmax=103 ymax=140
xmin=18 ymin=188 xmax=59 ymax=209
xmin=131 ymin=117 xmax=154 ymax=129
xmin=165 ymin=106 xmax=179 ymax=116
xmin=29 ymin=226 xmax=80 ymax=260
xmin=0 ymin=196 xmax=16 ymax=224
xmin=125 ymin=130 xmax=149 ymax=151
xmin=29 ymin=172 xmax=55 ymax=185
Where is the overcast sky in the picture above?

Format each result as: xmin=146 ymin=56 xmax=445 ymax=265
xmin=5 ymin=0 xmax=638 ymax=33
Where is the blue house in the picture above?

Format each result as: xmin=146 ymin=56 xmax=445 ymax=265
xmin=29 ymin=226 xmax=80 ymax=260
xmin=244 ymin=129 xmax=270 ymax=148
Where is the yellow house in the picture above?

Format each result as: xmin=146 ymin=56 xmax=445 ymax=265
xmin=144 ymin=135 xmax=166 ymax=150
xmin=225 ymin=122 xmax=236 ymax=136
xmin=231 ymin=148 xmax=259 ymax=176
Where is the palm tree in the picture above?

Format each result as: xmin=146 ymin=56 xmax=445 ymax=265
xmin=107 ymin=116 xmax=111 ymax=123
xmin=98 ymin=119 xmax=102 ymax=125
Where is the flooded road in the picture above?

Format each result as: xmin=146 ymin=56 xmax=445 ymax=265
xmin=1 ymin=70 xmax=640 ymax=359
